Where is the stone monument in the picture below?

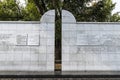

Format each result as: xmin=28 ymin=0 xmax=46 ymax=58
xmin=0 ymin=10 xmax=55 ymax=72
xmin=62 ymin=10 xmax=120 ymax=72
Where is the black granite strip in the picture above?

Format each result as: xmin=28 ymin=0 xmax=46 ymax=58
xmin=1 ymin=75 xmax=120 ymax=78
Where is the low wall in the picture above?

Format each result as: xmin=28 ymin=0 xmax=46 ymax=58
xmin=1 ymin=9 xmax=120 ymax=74
xmin=62 ymin=10 xmax=120 ymax=71
xmin=0 ymin=10 xmax=55 ymax=71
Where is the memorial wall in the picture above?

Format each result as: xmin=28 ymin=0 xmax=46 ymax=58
xmin=1 ymin=9 xmax=120 ymax=73
xmin=0 ymin=10 xmax=55 ymax=71
xmin=62 ymin=10 xmax=120 ymax=71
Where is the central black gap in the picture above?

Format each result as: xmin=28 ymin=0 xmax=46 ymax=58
xmin=55 ymin=4 xmax=62 ymax=71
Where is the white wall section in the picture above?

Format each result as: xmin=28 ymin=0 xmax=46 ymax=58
xmin=0 ymin=10 xmax=55 ymax=71
xmin=62 ymin=10 xmax=120 ymax=71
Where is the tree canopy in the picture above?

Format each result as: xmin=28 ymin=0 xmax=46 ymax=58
xmin=63 ymin=0 xmax=119 ymax=22
xmin=0 ymin=0 xmax=120 ymax=22
xmin=21 ymin=0 xmax=40 ymax=21
xmin=0 ymin=0 xmax=22 ymax=20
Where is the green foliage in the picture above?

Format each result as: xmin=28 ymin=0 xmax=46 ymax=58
xmin=0 ymin=0 xmax=40 ymax=21
xmin=110 ymin=12 xmax=120 ymax=22
xmin=0 ymin=0 xmax=120 ymax=22
xmin=63 ymin=0 xmax=120 ymax=22
xmin=21 ymin=1 xmax=40 ymax=21
xmin=31 ymin=0 xmax=54 ymax=15
xmin=0 ymin=0 xmax=22 ymax=20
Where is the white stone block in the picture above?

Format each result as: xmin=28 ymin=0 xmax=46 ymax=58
xmin=46 ymin=62 xmax=54 ymax=71
xmin=22 ymin=53 xmax=34 ymax=61
xmin=81 ymin=24 xmax=92 ymax=30
xmin=69 ymin=54 xmax=79 ymax=61
xmin=62 ymin=10 xmax=76 ymax=23
xmin=62 ymin=24 xmax=76 ymax=31
xmin=62 ymin=62 xmax=71 ymax=71
xmin=69 ymin=46 xmax=77 ymax=54
xmin=114 ymin=25 xmax=120 ymax=30
xmin=62 ymin=31 xmax=71 ymax=38
xmin=28 ymin=34 xmax=40 ymax=46
xmin=46 ymin=31 xmax=54 ymax=38
xmin=62 ymin=38 xmax=70 ymax=46
xmin=69 ymin=38 xmax=77 ymax=45
xmin=40 ymin=38 xmax=47 ymax=46
xmin=47 ymin=38 xmax=54 ymax=45
xmin=39 ymin=46 xmax=47 ymax=53
xmin=62 ymin=46 xmax=69 ymax=54
xmin=77 ymin=61 xmax=86 ymax=70
xmin=2 ymin=24 xmax=16 ymax=30
xmin=47 ymin=46 xmax=54 ymax=53
xmin=38 ymin=53 xmax=46 ymax=61
xmin=0 ymin=54 xmax=6 ymax=61
xmin=40 ymin=23 xmax=47 ymax=31
xmin=40 ymin=31 xmax=47 ymax=38
xmin=14 ymin=53 xmax=23 ymax=61
xmin=101 ymin=54 xmax=109 ymax=61
xmin=69 ymin=62 xmax=77 ymax=70
xmin=76 ymin=24 xmax=85 ymax=30
xmin=46 ymin=24 xmax=54 ymax=31
xmin=85 ymin=66 xmax=96 ymax=71
xmin=76 ymin=54 xmax=86 ymax=61
xmin=47 ymin=54 xmax=54 ymax=62
xmin=40 ymin=10 xmax=55 ymax=23
xmin=31 ymin=24 xmax=40 ymax=31
xmin=62 ymin=54 xmax=69 ymax=61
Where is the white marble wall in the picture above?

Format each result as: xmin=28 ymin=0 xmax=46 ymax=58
xmin=62 ymin=10 xmax=120 ymax=71
xmin=0 ymin=10 xmax=55 ymax=71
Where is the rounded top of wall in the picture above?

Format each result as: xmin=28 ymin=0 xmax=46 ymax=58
xmin=62 ymin=10 xmax=76 ymax=23
xmin=40 ymin=10 xmax=76 ymax=23
xmin=40 ymin=10 xmax=55 ymax=23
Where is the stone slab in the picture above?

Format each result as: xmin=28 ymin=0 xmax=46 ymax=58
xmin=62 ymin=10 xmax=120 ymax=72
xmin=0 ymin=10 xmax=55 ymax=72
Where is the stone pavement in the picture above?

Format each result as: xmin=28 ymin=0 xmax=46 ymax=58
xmin=0 ymin=78 xmax=120 ymax=80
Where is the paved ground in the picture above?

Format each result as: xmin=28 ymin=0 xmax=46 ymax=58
xmin=0 ymin=78 xmax=120 ymax=80
xmin=1 ymin=71 xmax=120 ymax=75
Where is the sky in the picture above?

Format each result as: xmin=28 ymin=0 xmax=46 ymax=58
xmin=18 ymin=0 xmax=26 ymax=7
xmin=112 ymin=0 xmax=120 ymax=14
xmin=19 ymin=0 xmax=120 ymax=14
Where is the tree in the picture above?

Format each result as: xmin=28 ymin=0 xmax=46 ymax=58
xmin=110 ymin=12 xmax=120 ymax=22
xmin=0 ymin=0 xmax=41 ymax=21
xmin=21 ymin=0 xmax=40 ymax=21
xmin=63 ymin=0 xmax=120 ymax=22
xmin=1 ymin=0 xmax=119 ymax=22
xmin=0 ymin=0 xmax=22 ymax=20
